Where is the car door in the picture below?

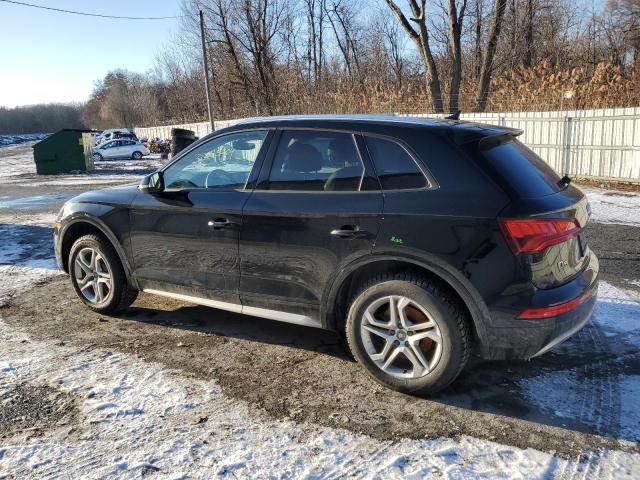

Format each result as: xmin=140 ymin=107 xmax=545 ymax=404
xmin=121 ymin=140 xmax=135 ymax=157
xmin=101 ymin=140 xmax=117 ymax=158
xmin=129 ymin=129 xmax=273 ymax=306
xmin=239 ymin=129 xmax=383 ymax=323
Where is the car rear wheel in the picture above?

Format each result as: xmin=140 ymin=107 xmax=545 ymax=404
xmin=69 ymin=234 xmax=138 ymax=314
xmin=346 ymin=273 xmax=471 ymax=395
xmin=132 ymin=151 xmax=143 ymax=160
xmin=92 ymin=153 xmax=103 ymax=161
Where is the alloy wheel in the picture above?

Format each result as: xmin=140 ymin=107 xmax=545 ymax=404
xmin=74 ymin=247 xmax=112 ymax=304
xmin=360 ymin=295 xmax=443 ymax=379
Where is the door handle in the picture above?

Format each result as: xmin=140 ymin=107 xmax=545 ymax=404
xmin=208 ymin=218 xmax=235 ymax=229
xmin=331 ymin=225 xmax=362 ymax=238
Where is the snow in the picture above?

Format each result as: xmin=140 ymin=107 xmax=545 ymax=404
xmin=585 ymin=189 xmax=640 ymax=227
xmin=520 ymin=281 xmax=640 ymax=443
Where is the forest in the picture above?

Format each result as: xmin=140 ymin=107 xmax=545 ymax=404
xmin=0 ymin=104 xmax=84 ymax=135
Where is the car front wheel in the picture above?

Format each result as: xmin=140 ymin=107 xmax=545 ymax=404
xmin=92 ymin=153 xmax=103 ymax=161
xmin=346 ymin=273 xmax=471 ymax=395
xmin=69 ymin=234 xmax=137 ymax=314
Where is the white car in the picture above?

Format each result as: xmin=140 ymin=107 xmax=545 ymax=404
xmin=92 ymin=139 xmax=150 ymax=160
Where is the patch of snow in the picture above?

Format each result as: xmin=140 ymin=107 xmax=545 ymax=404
xmin=520 ymin=281 xmax=640 ymax=443
xmin=585 ymin=189 xmax=640 ymax=226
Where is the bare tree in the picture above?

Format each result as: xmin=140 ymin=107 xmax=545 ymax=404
xmin=385 ymin=0 xmax=444 ymax=112
xmin=474 ymin=0 xmax=507 ymax=111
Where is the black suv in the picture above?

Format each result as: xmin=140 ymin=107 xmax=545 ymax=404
xmin=54 ymin=115 xmax=598 ymax=394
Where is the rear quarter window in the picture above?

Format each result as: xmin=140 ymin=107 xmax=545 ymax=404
xmin=364 ymin=136 xmax=427 ymax=190
xmin=481 ymin=140 xmax=562 ymax=198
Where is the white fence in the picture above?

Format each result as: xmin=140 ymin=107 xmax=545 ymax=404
xmin=134 ymin=107 xmax=640 ymax=181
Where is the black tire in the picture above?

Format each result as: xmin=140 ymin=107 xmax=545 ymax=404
xmin=346 ymin=273 xmax=471 ymax=395
xmin=92 ymin=153 xmax=103 ymax=161
xmin=68 ymin=234 xmax=138 ymax=314
xmin=132 ymin=151 xmax=143 ymax=160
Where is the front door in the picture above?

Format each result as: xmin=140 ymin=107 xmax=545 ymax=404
xmin=129 ymin=129 xmax=272 ymax=306
xmin=239 ymin=129 xmax=383 ymax=323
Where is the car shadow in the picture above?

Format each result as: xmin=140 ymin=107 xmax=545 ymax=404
xmin=119 ymin=304 xmax=348 ymax=359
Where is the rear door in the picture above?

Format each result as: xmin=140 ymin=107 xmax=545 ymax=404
xmin=239 ymin=129 xmax=382 ymax=323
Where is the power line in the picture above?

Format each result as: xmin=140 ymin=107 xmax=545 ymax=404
xmin=0 ymin=0 xmax=190 ymax=20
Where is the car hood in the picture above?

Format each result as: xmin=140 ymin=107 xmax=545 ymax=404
xmin=68 ymin=183 xmax=140 ymax=206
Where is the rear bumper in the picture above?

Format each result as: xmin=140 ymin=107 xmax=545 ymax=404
xmin=480 ymin=252 xmax=599 ymax=360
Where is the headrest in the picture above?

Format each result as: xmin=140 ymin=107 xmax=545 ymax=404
xmin=283 ymin=143 xmax=322 ymax=173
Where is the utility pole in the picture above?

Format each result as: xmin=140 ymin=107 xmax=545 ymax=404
xmin=200 ymin=10 xmax=214 ymax=132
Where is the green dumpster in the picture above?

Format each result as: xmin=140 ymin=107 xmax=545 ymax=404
xmin=33 ymin=129 xmax=94 ymax=175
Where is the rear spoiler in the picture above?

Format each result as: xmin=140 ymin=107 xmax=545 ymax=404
xmin=450 ymin=122 xmax=523 ymax=148
xmin=478 ymin=131 xmax=523 ymax=150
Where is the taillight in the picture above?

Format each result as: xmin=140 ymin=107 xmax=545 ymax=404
xmin=499 ymin=218 xmax=581 ymax=255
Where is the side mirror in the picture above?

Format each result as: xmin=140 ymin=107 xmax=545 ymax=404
xmin=139 ymin=171 xmax=164 ymax=194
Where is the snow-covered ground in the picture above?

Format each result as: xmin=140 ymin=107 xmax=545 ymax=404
xmin=0 ymin=144 xmax=639 ymax=478
xmin=585 ymin=188 xmax=640 ymax=227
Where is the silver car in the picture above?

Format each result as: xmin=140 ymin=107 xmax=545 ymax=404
xmin=92 ymin=139 xmax=150 ymax=160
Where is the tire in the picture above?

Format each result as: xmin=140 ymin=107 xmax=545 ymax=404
xmin=346 ymin=273 xmax=471 ymax=395
xmin=132 ymin=151 xmax=143 ymax=160
xmin=68 ymin=234 xmax=138 ymax=314
xmin=92 ymin=153 xmax=103 ymax=161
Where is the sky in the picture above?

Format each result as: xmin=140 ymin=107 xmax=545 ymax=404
xmin=0 ymin=0 xmax=185 ymax=108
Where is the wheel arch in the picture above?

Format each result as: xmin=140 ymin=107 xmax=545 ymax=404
xmin=323 ymin=253 xmax=491 ymax=346
xmin=59 ymin=216 xmax=138 ymax=289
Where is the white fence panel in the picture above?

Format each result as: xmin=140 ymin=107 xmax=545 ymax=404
xmin=134 ymin=107 xmax=640 ymax=181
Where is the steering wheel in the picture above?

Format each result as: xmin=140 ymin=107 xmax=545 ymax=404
xmin=168 ymin=179 xmax=198 ymax=189
xmin=205 ymin=169 xmax=234 ymax=188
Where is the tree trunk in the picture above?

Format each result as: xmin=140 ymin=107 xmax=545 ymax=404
xmin=475 ymin=0 xmax=483 ymax=78
xmin=474 ymin=0 xmax=507 ymax=112
xmin=524 ymin=0 xmax=534 ymax=67
xmin=385 ymin=0 xmax=444 ymax=113
xmin=448 ymin=0 xmax=466 ymax=113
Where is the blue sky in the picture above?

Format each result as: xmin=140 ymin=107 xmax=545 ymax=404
xmin=0 ymin=0 xmax=184 ymax=107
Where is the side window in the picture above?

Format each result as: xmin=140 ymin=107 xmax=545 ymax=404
xmin=364 ymin=136 xmax=427 ymax=190
xmin=267 ymin=130 xmax=363 ymax=191
xmin=163 ymin=130 xmax=268 ymax=190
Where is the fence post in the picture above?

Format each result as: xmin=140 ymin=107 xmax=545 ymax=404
xmin=563 ymin=116 xmax=573 ymax=175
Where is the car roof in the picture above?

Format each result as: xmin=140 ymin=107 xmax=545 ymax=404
xmin=224 ymin=114 xmax=522 ymax=144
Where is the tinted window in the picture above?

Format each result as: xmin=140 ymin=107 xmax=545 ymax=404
xmin=163 ymin=130 xmax=268 ymax=190
xmin=481 ymin=140 xmax=562 ymax=198
xmin=267 ymin=130 xmax=363 ymax=191
xmin=364 ymin=136 xmax=427 ymax=190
